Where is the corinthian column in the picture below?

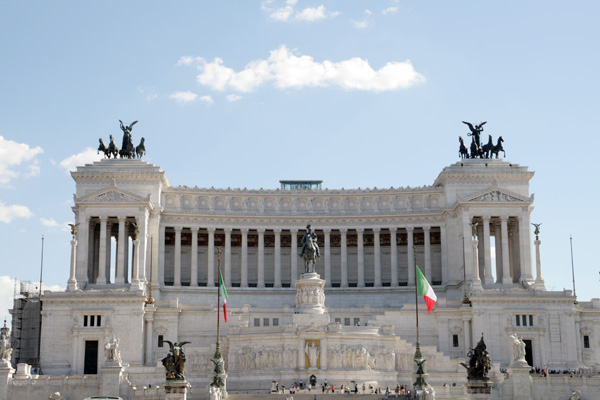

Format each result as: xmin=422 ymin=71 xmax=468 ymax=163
xmin=423 ymin=226 xmax=432 ymax=283
xmin=257 ymin=228 xmax=265 ymax=288
xmin=291 ymin=229 xmax=298 ymax=286
xmin=190 ymin=227 xmax=198 ymax=287
xmin=67 ymin=237 xmax=79 ymax=291
xmin=340 ymin=228 xmax=348 ymax=288
xmin=390 ymin=228 xmax=398 ymax=287
xmin=482 ymin=216 xmax=493 ymax=284
xmin=97 ymin=216 xmax=108 ymax=284
xmin=207 ymin=228 xmax=215 ymax=287
xmin=174 ymin=226 xmax=182 ymax=287
xmin=241 ymin=228 xmax=248 ymax=288
xmin=357 ymin=228 xmax=365 ymax=288
xmin=324 ymin=228 xmax=331 ymax=286
xmin=373 ymin=228 xmax=381 ymax=287
xmin=224 ymin=228 xmax=232 ymax=286
xmin=500 ymin=216 xmax=511 ymax=285
xmin=116 ymin=215 xmax=127 ymax=284
xmin=407 ymin=227 xmax=415 ymax=286
xmin=274 ymin=228 xmax=282 ymax=288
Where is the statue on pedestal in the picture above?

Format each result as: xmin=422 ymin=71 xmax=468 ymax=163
xmin=0 ymin=320 xmax=12 ymax=367
xmin=300 ymin=224 xmax=320 ymax=273
xmin=104 ymin=335 xmax=122 ymax=365
xmin=460 ymin=335 xmax=492 ymax=380
xmin=162 ymin=341 xmax=190 ymax=380
xmin=509 ymin=334 xmax=527 ymax=365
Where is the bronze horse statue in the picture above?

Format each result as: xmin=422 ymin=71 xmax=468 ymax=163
xmin=459 ymin=136 xmax=469 ymax=159
xmin=98 ymin=138 xmax=110 ymax=158
xmin=491 ymin=136 xmax=505 ymax=158
xmin=481 ymin=135 xmax=494 ymax=159
xmin=302 ymin=234 xmax=318 ymax=273
xmin=108 ymin=135 xmax=119 ymax=158
xmin=136 ymin=137 xmax=146 ymax=159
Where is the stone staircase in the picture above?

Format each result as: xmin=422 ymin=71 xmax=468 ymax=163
xmin=227 ymin=394 xmax=390 ymax=400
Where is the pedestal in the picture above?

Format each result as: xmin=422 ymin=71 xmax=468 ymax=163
xmin=507 ymin=366 xmax=532 ymax=400
xmin=0 ymin=365 xmax=15 ymax=400
xmin=466 ymin=379 xmax=493 ymax=400
xmin=100 ymin=364 xmax=123 ymax=398
xmin=165 ymin=380 xmax=191 ymax=400
xmin=295 ymin=272 xmax=326 ymax=314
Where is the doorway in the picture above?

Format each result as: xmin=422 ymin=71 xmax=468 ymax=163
xmin=84 ymin=340 xmax=98 ymax=374
xmin=523 ymin=339 xmax=533 ymax=367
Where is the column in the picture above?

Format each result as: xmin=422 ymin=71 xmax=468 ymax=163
xmin=105 ymin=221 xmax=113 ymax=283
xmin=97 ymin=216 xmax=108 ymax=284
xmin=207 ymin=228 xmax=215 ymax=287
xmin=494 ymin=222 xmax=503 ymax=283
xmin=462 ymin=317 xmax=471 ymax=358
xmin=144 ymin=305 xmax=155 ymax=366
xmin=407 ymin=227 xmax=415 ymax=286
xmin=190 ymin=228 xmax=199 ymax=287
xmin=257 ymin=229 xmax=265 ymax=287
xmin=159 ymin=224 xmax=166 ymax=286
xmin=224 ymin=228 xmax=232 ymax=286
xmin=241 ymin=228 xmax=248 ymax=288
xmin=440 ymin=225 xmax=448 ymax=285
xmin=138 ymin=211 xmax=149 ymax=282
xmin=340 ymin=228 xmax=348 ymax=288
xmin=357 ymin=228 xmax=365 ymax=287
xmin=519 ymin=214 xmax=534 ymax=281
xmin=291 ymin=229 xmax=298 ymax=285
xmin=67 ymin=238 xmax=79 ymax=291
xmin=174 ymin=226 xmax=182 ymax=286
xmin=500 ymin=216 xmax=511 ymax=284
xmin=423 ymin=226 xmax=432 ymax=283
xmin=462 ymin=215 xmax=473 ymax=283
xmin=116 ymin=216 xmax=127 ymax=284
xmin=482 ymin=216 xmax=493 ymax=284
xmin=509 ymin=225 xmax=516 ymax=282
xmin=130 ymin=238 xmax=141 ymax=290
xmin=274 ymin=229 xmax=282 ymax=288
xmin=373 ymin=228 xmax=381 ymax=287
xmin=472 ymin=225 xmax=482 ymax=289
xmin=75 ymin=214 xmax=90 ymax=283
xmin=535 ymin=238 xmax=543 ymax=281
xmin=390 ymin=228 xmax=398 ymax=287
xmin=324 ymin=229 xmax=331 ymax=286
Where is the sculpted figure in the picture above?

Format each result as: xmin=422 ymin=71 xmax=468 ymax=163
xmin=305 ymin=341 xmax=320 ymax=368
xmin=510 ymin=334 xmax=526 ymax=364
xmin=460 ymin=335 xmax=492 ymax=379
xmin=98 ymin=138 xmax=110 ymax=158
xmin=104 ymin=335 xmax=122 ymax=364
xmin=161 ymin=341 xmax=190 ymax=380
xmin=462 ymin=121 xmax=486 ymax=150
xmin=119 ymin=120 xmax=137 ymax=159
xmin=0 ymin=325 xmax=12 ymax=366
xmin=300 ymin=224 xmax=320 ymax=273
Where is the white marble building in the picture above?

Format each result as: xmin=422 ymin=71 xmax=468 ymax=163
xmin=35 ymin=157 xmax=600 ymax=394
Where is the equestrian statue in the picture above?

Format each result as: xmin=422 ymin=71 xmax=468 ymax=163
xmin=458 ymin=121 xmax=506 ymax=159
xmin=300 ymin=224 xmax=320 ymax=273
xmin=97 ymin=120 xmax=147 ymax=160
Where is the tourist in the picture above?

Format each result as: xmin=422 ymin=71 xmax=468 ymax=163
xmin=362 ymin=383 xmax=366 ymax=393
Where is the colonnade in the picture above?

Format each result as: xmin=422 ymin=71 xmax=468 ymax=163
xmin=159 ymin=225 xmax=448 ymax=289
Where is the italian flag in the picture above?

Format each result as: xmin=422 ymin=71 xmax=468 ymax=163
xmin=416 ymin=266 xmax=437 ymax=314
xmin=219 ymin=270 xmax=228 ymax=322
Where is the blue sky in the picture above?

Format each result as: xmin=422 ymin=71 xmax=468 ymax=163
xmin=1 ymin=1 xmax=599 ymax=317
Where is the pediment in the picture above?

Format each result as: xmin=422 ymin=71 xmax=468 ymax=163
xmin=299 ymin=325 xmax=327 ymax=334
xmin=462 ymin=187 xmax=531 ymax=203
xmin=76 ymin=185 xmax=150 ymax=204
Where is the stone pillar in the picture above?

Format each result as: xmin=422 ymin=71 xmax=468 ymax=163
xmin=462 ymin=314 xmax=471 ymax=358
xmin=357 ymin=228 xmax=365 ymax=288
xmin=241 ymin=228 xmax=248 ymax=288
xmin=138 ymin=211 xmax=149 ymax=283
xmin=67 ymin=238 xmax=79 ymax=291
xmin=116 ymin=215 xmax=127 ymax=284
xmin=508 ymin=366 xmax=533 ymax=400
xmin=340 ymin=228 xmax=348 ymax=288
xmin=291 ymin=229 xmax=298 ymax=286
xmin=509 ymin=224 xmax=517 ymax=282
xmin=534 ymin=238 xmax=544 ymax=287
xmin=174 ymin=227 xmax=182 ymax=287
xmin=224 ymin=228 xmax=232 ymax=286
xmin=472 ymin=231 xmax=482 ymax=290
xmin=257 ymin=228 xmax=265 ymax=288
xmin=165 ymin=381 xmax=191 ymax=400
xmin=373 ymin=228 xmax=381 ymax=287
xmin=324 ymin=229 xmax=331 ymax=287
xmin=423 ymin=226 xmax=432 ymax=283
xmin=190 ymin=228 xmax=198 ymax=287
xmin=97 ymin=216 xmax=108 ymax=284
xmin=159 ymin=224 xmax=166 ymax=286
xmin=274 ymin=229 xmax=282 ymax=288
xmin=130 ymin=238 xmax=142 ymax=291
xmin=105 ymin=221 xmax=113 ymax=283
xmin=482 ymin=216 xmax=494 ymax=285
xmin=207 ymin=228 xmax=215 ymax=287
xmin=440 ymin=225 xmax=448 ymax=285
xmin=494 ymin=222 xmax=503 ymax=283
xmin=462 ymin=215 xmax=473 ymax=283
xmin=390 ymin=228 xmax=398 ymax=287
xmin=519 ymin=214 xmax=534 ymax=281
xmin=144 ymin=304 xmax=155 ymax=366
xmin=101 ymin=364 xmax=123 ymax=398
xmin=407 ymin=227 xmax=415 ymax=286
xmin=75 ymin=214 xmax=90 ymax=283
xmin=500 ymin=216 xmax=511 ymax=285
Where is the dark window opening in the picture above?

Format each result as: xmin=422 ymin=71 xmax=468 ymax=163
xmin=584 ymin=335 xmax=590 ymax=349
xmin=453 ymin=334 xmax=459 ymax=348
xmin=83 ymin=315 xmax=88 ymax=327
xmin=97 ymin=315 xmax=101 ymax=326
xmin=158 ymin=335 xmax=164 ymax=348
xmin=516 ymin=316 xmax=520 ymax=326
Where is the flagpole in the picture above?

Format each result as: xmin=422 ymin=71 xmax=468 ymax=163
xmin=414 ymin=245 xmax=419 ymax=343
xmin=570 ymin=235 xmax=577 ymax=303
xmin=217 ymin=247 xmax=222 ymax=345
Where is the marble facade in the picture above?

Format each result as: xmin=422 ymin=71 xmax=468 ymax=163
xmin=30 ymin=157 xmax=600 ymax=396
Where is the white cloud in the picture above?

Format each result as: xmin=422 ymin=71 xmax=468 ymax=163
xmin=187 ymin=45 xmax=425 ymax=93
xmin=169 ymin=91 xmax=198 ymax=104
xmin=0 ymin=202 xmax=33 ymax=223
xmin=296 ymin=6 xmax=327 ymax=21
xmin=352 ymin=19 xmax=369 ymax=29
xmin=264 ymin=1 xmax=339 ymax=22
xmin=0 ymin=136 xmax=43 ymax=184
xmin=59 ymin=148 xmax=102 ymax=173
xmin=226 ymin=94 xmax=242 ymax=102
xmin=270 ymin=5 xmax=294 ymax=21
xmin=382 ymin=6 xmax=398 ymax=15
xmin=365 ymin=9 xmax=372 ymax=16
xmin=199 ymin=95 xmax=215 ymax=105
xmin=40 ymin=217 xmax=59 ymax=227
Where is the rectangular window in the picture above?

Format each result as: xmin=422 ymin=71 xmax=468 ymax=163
xmin=354 ymin=318 xmax=360 ymax=326
xmin=529 ymin=315 xmax=533 ymax=326
xmin=90 ymin=315 xmax=95 ymax=327
xmin=83 ymin=315 xmax=88 ymax=327
xmin=584 ymin=335 xmax=590 ymax=349
xmin=516 ymin=315 xmax=520 ymax=326
xmin=263 ymin=318 xmax=270 ymax=327
xmin=344 ymin=318 xmax=350 ymax=326
xmin=335 ymin=318 xmax=341 ymax=324
xmin=97 ymin=315 xmax=101 ymax=327
xmin=522 ymin=315 xmax=527 ymax=327
xmin=254 ymin=318 xmax=260 ymax=327
xmin=158 ymin=335 xmax=164 ymax=348
xmin=453 ymin=334 xmax=459 ymax=348
xmin=272 ymin=318 xmax=279 ymax=327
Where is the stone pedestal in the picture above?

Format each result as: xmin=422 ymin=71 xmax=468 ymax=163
xmin=165 ymin=380 xmax=191 ymax=400
xmin=100 ymin=364 xmax=123 ymax=398
xmin=295 ymin=272 xmax=326 ymax=314
xmin=507 ymin=366 xmax=532 ymax=400
xmin=466 ymin=379 xmax=493 ymax=400
xmin=0 ymin=365 xmax=15 ymax=400
xmin=13 ymin=363 xmax=31 ymax=380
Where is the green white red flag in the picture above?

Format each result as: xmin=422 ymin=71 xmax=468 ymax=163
xmin=416 ymin=265 xmax=437 ymax=314
xmin=219 ymin=270 xmax=228 ymax=322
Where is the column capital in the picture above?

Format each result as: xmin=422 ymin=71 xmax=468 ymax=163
xmin=99 ymin=215 xmax=108 ymax=223
xmin=482 ymin=215 xmax=491 ymax=222
xmin=257 ymin=228 xmax=265 ymax=234
xmin=240 ymin=227 xmax=249 ymax=234
xmin=422 ymin=226 xmax=431 ymax=232
xmin=85 ymin=215 xmax=92 ymax=223
xmin=339 ymin=228 xmax=348 ymax=234
xmin=389 ymin=227 xmax=397 ymax=233
xmin=118 ymin=215 xmax=127 ymax=222
xmin=273 ymin=228 xmax=282 ymax=234
xmin=223 ymin=227 xmax=232 ymax=233
xmin=323 ymin=228 xmax=331 ymax=234
xmin=500 ymin=215 xmax=509 ymax=222
xmin=190 ymin=227 xmax=199 ymax=233
xmin=356 ymin=228 xmax=364 ymax=234
xmin=406 ymin=226 xmax=414 ymax=232
xmin=372 ymin=227 xmax=381 ymax=234
xmin=290 ymin=228 xmax=298 ymax=234
xmin=207 ymin=227 xmax=216 ymax=234
xmin=174 ymin=226 xmax=182 ymax=233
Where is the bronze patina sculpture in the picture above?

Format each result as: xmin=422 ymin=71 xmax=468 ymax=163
xmin=300 ymin=224 xmax=320 ymax=273
xmin=460 ymin=335 xmax=491 ymax=380
xmin=459 ymin=121 xmax=505 ymax=159
xmin=162 ymin=341 xmax=190 ymax=380
xmin=119 ymin=120 xmax=137 ymax=159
